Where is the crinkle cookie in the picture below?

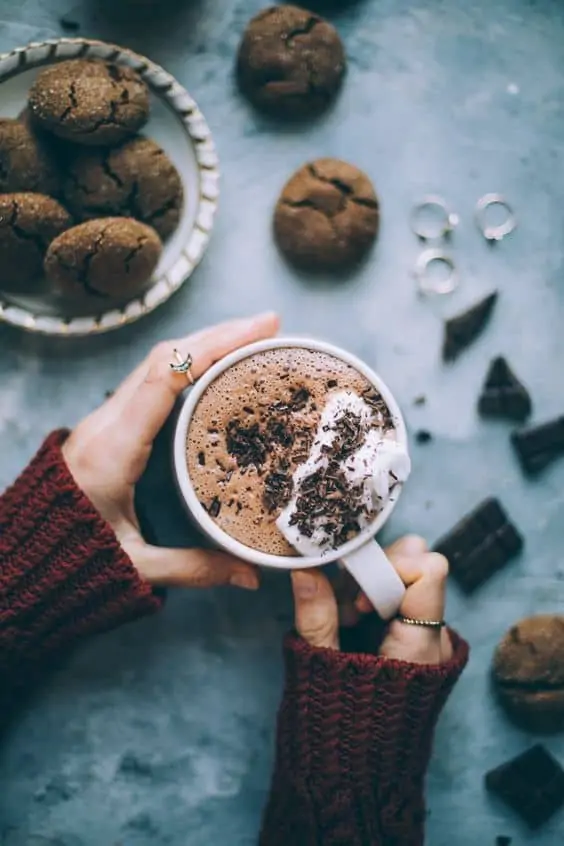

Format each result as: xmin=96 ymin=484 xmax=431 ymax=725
xmin=64 ymin=137 xmax=183 ymax=240
xmin=44 ymin=217 xmax=162 ymax=300
xmin=29 ymin=60 xmax=150 ymax=146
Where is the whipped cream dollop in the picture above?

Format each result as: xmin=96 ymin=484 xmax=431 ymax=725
xmin=276 ymin=391 xmax=411 ymax=556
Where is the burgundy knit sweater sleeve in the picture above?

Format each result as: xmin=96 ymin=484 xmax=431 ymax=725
xmin=0 ymin=431 xmax=161 ymax=711
xmin=260 ymin=630 xmax=469 ymax=846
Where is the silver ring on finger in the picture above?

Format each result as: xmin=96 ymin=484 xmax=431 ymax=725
xmin=170 ymin=349 xmax=195 ymax=385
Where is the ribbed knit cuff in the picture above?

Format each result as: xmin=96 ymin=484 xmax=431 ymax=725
xmin=278 ymin=629 xmax=469 ymax=785
xmin=0 ymin=431 xmax=161 ymax=678
xmin=261 ymin=631 xmax=468 ymax=846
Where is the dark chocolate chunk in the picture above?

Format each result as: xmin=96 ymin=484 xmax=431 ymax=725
xmin=434 ymin=497 xmax=523 ymax=593
xmin=478 ymin=357 xmax=532 ymax=422
xmin=511 ymin=415 xmax=564 ymax=476
xmin=495 ymin=838 xmax=512 ymax=846
xmin=415 ymin=429 xmax=433 ymax=444
xmin=442 ymin=292 xmax=498 ymax=362
xmin=485 ymin=745 xmax=564 ymax=829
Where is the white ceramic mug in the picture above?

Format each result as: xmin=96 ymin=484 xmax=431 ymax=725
xmin=173 ymin=337 xmax=409 ymax=619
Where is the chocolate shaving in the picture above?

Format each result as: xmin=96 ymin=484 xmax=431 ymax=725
xmin=226 ymin=419 xmax=268 ymax=467
xmin=289 ymin=464 xmax=371 ymax=550
xmin=265 ymin=418 xmax=295 ymax=448
xmin=263 ymin=469 xmax=294 ymax=513
xmin=208 ymin=497 xmax=221 ymax=518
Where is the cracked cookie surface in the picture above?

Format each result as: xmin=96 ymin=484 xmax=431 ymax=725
xmin=0 ymin=192 xmax=72 ymax=291
xmin=0 ymin=118 xmax=61 ymax=196
xmin=274 ymin=158 xmax=379 ymax=270
xmin=29 ymin=60 xmax=150 ymax=146
xmin=237 ymin=5 xmax=345 ymax=116
xmin=493 ymin=615 xmax=564 ymax=733
xmin=64 ymin=137 xmax=183 ymax=240
xmin=44 ymin=217 xmax=162 ymax=301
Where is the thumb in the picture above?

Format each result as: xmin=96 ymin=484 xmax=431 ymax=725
xmin=124 ymin=539 xmax=260 ymax=590
xmin=291 ymin=570 xmax=339 ymax=650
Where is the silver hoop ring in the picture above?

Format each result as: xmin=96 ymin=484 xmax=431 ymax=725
xmin=170 ymin=349 xmax=195 ymax=385
xmin=396 ymin=614 xmax=446 ymax=630
xmin=414 ymin=249 xmax=458 ymax=296
xmin=411 ymin=195 xmax=459 ymax=241
xmin=475 ymin=193 xmax=516 ymax=242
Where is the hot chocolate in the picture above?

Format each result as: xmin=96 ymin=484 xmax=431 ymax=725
xmin=186 ymin=347 xmax=409 ymax=556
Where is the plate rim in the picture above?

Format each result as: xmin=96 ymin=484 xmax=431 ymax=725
xmin=0 ymin=37 xmax=220 ymax=337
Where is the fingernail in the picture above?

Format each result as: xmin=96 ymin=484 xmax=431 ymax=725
xmin=293 ymin=571 xmax=318 ymax=598
xmin=396 ymin=535 xmax=427 ymax=557
xmin=230 ymin=571 xmax=258 ymax=591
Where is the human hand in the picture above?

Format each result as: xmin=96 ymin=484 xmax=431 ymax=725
xmin=291 ymin=535 xmax=452 ymax=664
xmin=62 ymin=312 xmax=279 ymax=592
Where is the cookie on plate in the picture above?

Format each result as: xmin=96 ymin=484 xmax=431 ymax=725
xmin=0 ymin=193 xmax=72 ymax=291
xmin=29 ymin=60 xmax=150 ymax=146
xmin=274 ymin=158 xmax=379 ymax=270
xmin=493 ymin=615 xmax=564 ymax=733
xmin=64 ymin=137 xmax=183 ymax=240
xmin=0 ymin=118 xmax=61 ymax=196
xmin=44 ymin=217 xmax=162 ymax=300
xmin=237 ymin=5 xmax=345 ymax=117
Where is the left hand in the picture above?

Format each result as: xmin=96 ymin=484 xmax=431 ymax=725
xmin=62 ymin=312 xmax=279 ymax=592
xmin=291 ymin=535 xmax=453 ymax=664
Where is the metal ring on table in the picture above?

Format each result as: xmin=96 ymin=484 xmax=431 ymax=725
xmin=475 ymin=193 xmax=516 ymax=242
xmin=414 ymin=249 xmax=458 ymax=296
xmin=411 ymin=195 xmax=459 ymax=241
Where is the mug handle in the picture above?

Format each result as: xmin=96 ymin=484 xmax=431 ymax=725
xmin=341 ymin=540 xmax=405 ymax=620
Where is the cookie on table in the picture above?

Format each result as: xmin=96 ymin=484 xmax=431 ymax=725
xmin=0 ymin=193 xmax=72 ymax=291
xmin=29 ymin=60 xmax=150 ymax=146
xmin=64 ymin=137 xmax=183 ymax=240
xmin=44 ymin=217 xmax=162 ymax=301
xmin=493 ymin=615 xmax=564 ymax=733
xmin=237 ymin=5 xmax=346 ymax=117
xmin=0 ymin=118 xmax=61 ymax=196
xmin=274 ymin=158 xmax=379 ymax=271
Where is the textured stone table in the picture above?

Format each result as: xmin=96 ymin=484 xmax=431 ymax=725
xmin=1 ymin=0 xmax=564 ymax=843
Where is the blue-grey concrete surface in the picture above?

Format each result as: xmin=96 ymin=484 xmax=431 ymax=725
xmin=1 ymin=0 xmax=564 ymax=843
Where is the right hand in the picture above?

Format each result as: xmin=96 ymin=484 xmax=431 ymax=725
xmin=291 ymin=535 xmax=452 ymax=664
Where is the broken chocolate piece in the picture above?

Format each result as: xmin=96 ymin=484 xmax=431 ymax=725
xmin=434 ymin=497 xmax=523 ymax=593
xmin=485 ymin=745 xmax=564 ymax=829
xmin=442 ymin=292 xmax=498 ymax=361
xmin=511 ymin=415 xmax=564 ymax=476
xmin=478 ymin=357 xmax=532 ymax=422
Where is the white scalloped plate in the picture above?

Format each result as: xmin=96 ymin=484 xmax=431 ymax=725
xmin=0 ymin=38 xmax=219 ymax=336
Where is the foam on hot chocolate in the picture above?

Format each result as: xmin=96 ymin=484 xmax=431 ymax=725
xmin=276 ymin=391 xmax=411 ymax=556
xmin=186 ymin=348 xmax=400 ymax=556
